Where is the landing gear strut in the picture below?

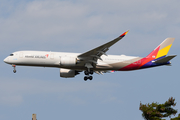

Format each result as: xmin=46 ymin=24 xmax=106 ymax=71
xmin=84 ymin=70 xmax=93 ymax=81
xmin=12 ymin=64 xmax=16 ymax=73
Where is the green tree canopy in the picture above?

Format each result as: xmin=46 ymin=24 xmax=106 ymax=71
xmin=139 ymin=97 xmax=180 ymax=120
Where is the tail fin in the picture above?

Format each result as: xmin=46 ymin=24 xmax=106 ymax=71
xmin=146 ymin=38 xmax=175 ymax=59
xmin=120 ymin=38 xmax=176 ymax=70
xmin=139 ymin=38 xmax=175 ymax=67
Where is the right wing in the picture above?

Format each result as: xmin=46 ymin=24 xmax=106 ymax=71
xmin=77 ymin=30 xmax=129 ymax=68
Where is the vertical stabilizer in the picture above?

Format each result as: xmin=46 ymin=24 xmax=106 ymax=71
xmin=138 ymin=38 xmax=175 ymax=68
xmin=146 ymin=38 xmax=175 ymax=59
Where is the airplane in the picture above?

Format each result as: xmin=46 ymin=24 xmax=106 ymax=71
xmin=4 ymin=30 xmax=176 ymax=81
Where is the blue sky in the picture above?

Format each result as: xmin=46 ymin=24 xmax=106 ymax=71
xmin=0 ymin=0 xmax=180 ymax=120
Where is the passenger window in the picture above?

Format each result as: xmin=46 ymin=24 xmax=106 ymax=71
xmin=10 ymin=54 xmax=14 ymax=56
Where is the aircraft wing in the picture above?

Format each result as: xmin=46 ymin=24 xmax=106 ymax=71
xmin=77 ymin=30 xmax=129 ymax=67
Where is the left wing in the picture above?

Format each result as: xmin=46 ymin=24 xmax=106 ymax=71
xmin=77 ymin=30 xmax=129 ymax=68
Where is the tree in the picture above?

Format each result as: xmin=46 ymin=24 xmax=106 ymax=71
xmin=139 ymin=97 xmax=180 ymax=120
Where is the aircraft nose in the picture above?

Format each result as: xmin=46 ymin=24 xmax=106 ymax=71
xmin=4 ymin=57 xmax=9 ymax=63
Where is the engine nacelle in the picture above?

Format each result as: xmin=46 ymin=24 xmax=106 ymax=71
xmin=60 ymin=68 xmax=79 ymax=78
xmin=60 ymin=56 xmax=77 ymax=66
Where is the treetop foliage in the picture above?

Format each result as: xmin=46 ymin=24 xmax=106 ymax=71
xmin=139 ymin=97 xmax=179 ymax=120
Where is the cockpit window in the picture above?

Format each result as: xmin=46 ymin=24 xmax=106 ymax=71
xmin=10 ymin=54 xmax=14 ymax=56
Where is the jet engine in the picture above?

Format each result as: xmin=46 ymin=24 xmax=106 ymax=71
xmin=60 ymin=68 xmax=80 ymax=78
xmin=60 ymin=56 xmax=77 ymax=66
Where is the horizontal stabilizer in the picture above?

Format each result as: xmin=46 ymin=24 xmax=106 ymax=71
xmin=153 ymin=55 xmax=177 ymax=64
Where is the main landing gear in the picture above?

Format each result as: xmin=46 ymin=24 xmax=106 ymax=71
xmin=84 ymin=70 xmax=93 ymax=81
xmin=12 ymin=64 xmax=16 ymax=73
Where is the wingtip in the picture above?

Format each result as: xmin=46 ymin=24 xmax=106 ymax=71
xmin=120 ymin=30 xmax=129 ymax=37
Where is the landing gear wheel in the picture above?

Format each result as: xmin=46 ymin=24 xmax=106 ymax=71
xmin=89 ymin=76 xmax=93 ymax=80
xmin=13 ymin=70 xmax=16 ymax=73
xmin=84 ymin=76 xmax=88 ymax=81
xmin=84 ymin=76 xmax=93 ymax=81
xmin=84 ymin=71 xmax=89 ymax=75
xmin=84 ymin=70 xmax=93 ymax=81
xmin=90 ymin=70 xmax=93 ymax=75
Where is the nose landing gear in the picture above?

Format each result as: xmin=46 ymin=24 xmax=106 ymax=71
xmin=84 ymin=70 xmax=93 ymax=81
xmin=12 ymin=64 xmax=16 ymax=73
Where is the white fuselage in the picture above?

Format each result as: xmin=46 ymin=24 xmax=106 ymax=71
xmin=4 ymin=51 xmax=140 ymax=71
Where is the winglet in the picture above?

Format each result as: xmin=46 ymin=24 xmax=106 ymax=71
xmin=120 ymin=30 xmax=129 ymax=37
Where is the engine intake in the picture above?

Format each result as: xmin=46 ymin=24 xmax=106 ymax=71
xmin=60 ymin=68 xmax=79 ymax=78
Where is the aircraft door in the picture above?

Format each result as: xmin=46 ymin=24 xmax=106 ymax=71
xmin=19 ymin=52 xmax=23 ymax=58
xmin=50 ymin=53 xmax=54 ymax=59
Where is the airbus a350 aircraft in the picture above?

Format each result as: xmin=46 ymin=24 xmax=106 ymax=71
xmin=4 ymin=30 xmax=176 ymax=81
